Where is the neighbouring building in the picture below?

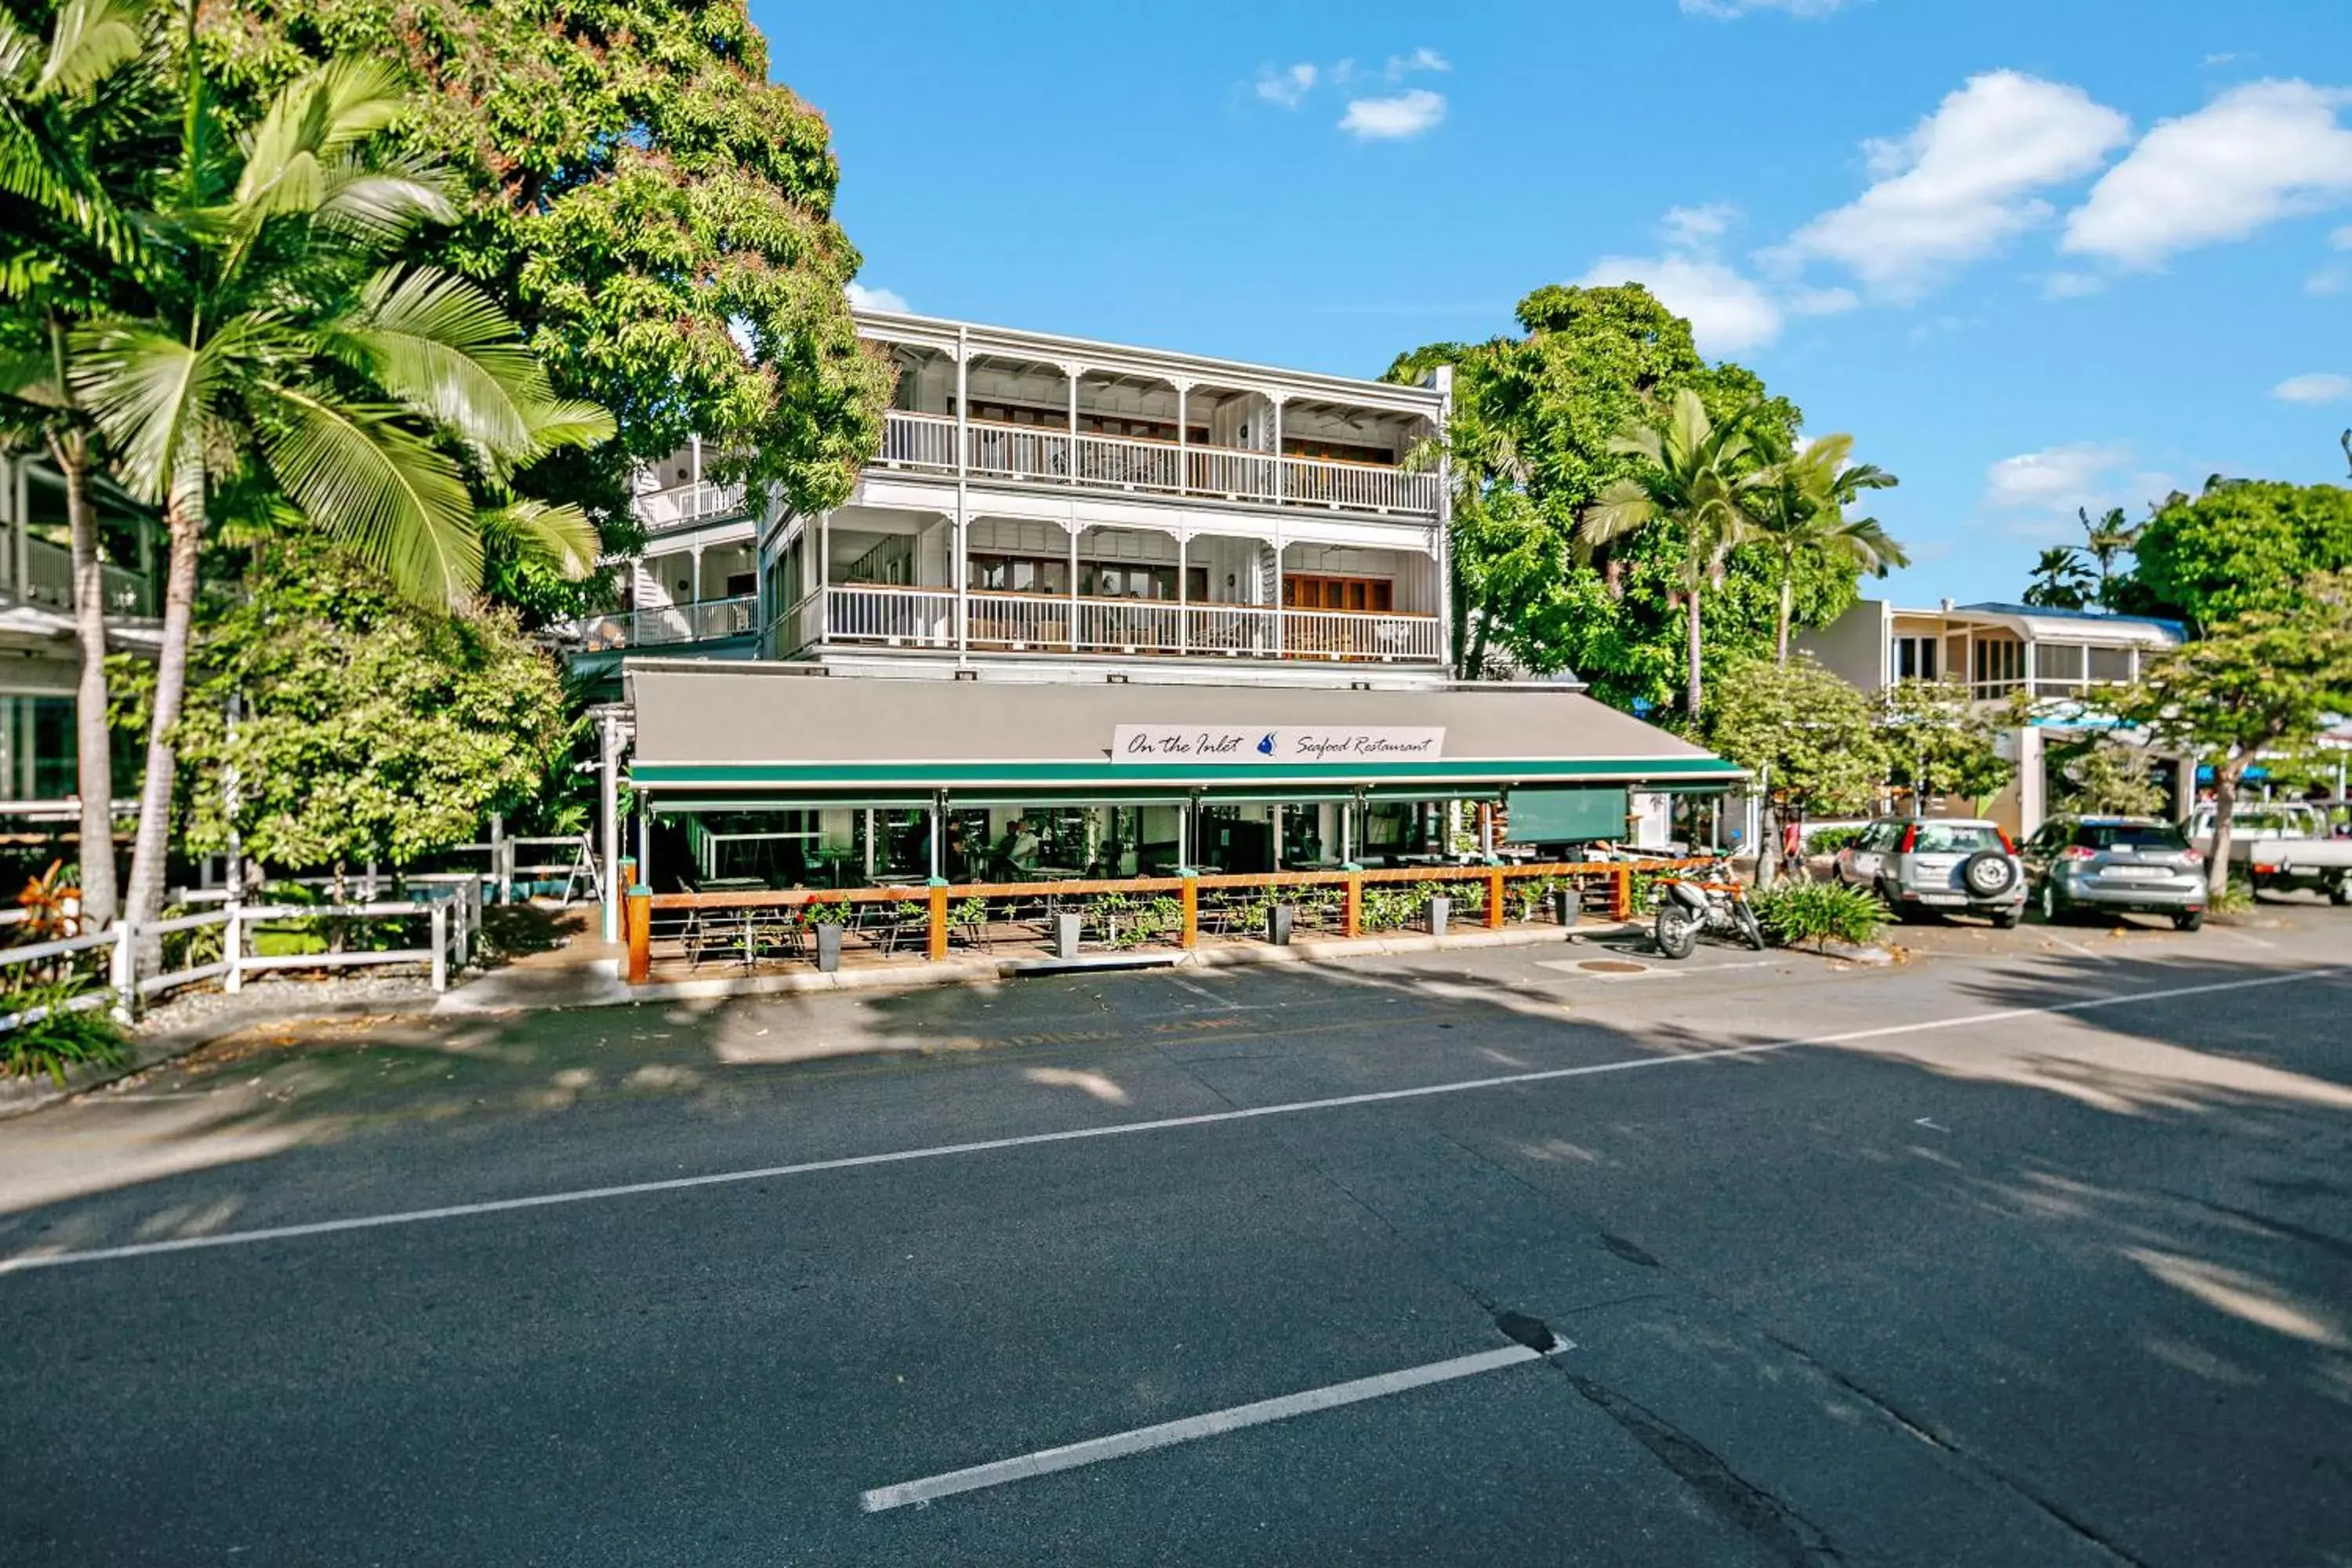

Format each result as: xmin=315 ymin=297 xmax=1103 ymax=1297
xmin=586 ymin=308 xmax=1743 ymax=914
xmin=0 ymin=454 xmax=158 ymax=831
xmin=1798 ymin=596 xmax=2189 ymax=837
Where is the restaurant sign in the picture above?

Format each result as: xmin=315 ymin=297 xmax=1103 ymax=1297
xmin=1112 ymin=725 xmax=1446 ymax=765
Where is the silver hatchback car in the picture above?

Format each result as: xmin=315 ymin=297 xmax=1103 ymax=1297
xmin=2019 ymin=815 xmax=2208 ymax=930
xmin=1834 ymin=817 xmax=2026 ymax=926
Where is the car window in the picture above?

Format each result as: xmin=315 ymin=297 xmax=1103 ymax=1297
xmin=1862 ymin=824 xmax=1893 ymax=851
xmin=1911 ymin=823 xmax=2002 ymax=855
xmin=2074 ymin=822 xmax=2188 ymax=851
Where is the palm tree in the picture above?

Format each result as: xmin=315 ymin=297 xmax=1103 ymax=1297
xmin=2023 ymin=546 xmax=2094 ymax=609
xmin=2076 ymin=505 xmax=2140 ymax=605
xmin=1746 ymin=433 xmax=1906 ymax=660
xmin=1577 ymin=388 xmax=1770 ymax=717
xmin=64 ymin=34 xmax=611 ymax=927
xmin=0 ymin=0 xmax=159 ymax=928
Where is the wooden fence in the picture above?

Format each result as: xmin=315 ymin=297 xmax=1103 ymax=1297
xmin=623 ymin=859 xmax=1711 ymax=983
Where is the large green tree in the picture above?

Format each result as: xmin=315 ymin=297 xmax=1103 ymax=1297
xmin=2103 ymin=572 xmax=2352 ymax=893
xmin=1744 ymin=431 xmax=1904 ymax=660
xmin=0 ymin=0 xmax=169 ymax=927
xmin=59 ymin=38 xmax=608 ymax=926
xmin=1577 ymin=388 xmax=1772 ymax=720
xmin=1876 ymin=677 xmax=2011 ymax=812
xmin=160 ymin=546 xmax=569 ymax=874
xmin=2130 ymin=478 xmax=2352 ymax=632
xmin=1708 ymin=655 xmax=1886 ymax=883
xmin=201 ymin=0 xmax=894 ymax=616
xmin=1388 ymin=284 xmax=1863 ymax=709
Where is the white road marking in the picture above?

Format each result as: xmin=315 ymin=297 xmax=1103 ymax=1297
xmin=5 ymin=964 xmax=2343 ymax=1276
xmin=858 ymin=1341 xmax=1561 ymax=1513
xmin=1915 ymin=1117 xmax=1951 ymax=1133
xmin=1167 ymin=977 xmax=1236 ymax=1007
xmin=1534 ymin=956 xmax=1780 ymax=981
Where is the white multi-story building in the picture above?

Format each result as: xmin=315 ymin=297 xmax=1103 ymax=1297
xmin=598 ymin=310 xmax=1740 ymax=904
xmin=582 ymin=308 xmax=1454 ymax=686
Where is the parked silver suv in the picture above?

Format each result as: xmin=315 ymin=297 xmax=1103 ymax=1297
xmin=1833 ymin=817 xmax=2025 ymax=926
xmin=2020 ymin=815 xmax=2208 ymax=930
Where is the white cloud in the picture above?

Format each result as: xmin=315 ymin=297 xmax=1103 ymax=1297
xmin=1256 ymin=63 xmax=1316 ymax=108
xmin=2332 ymin=223 xmax=2352 ymax=249
xmin=2310 ymin=267 xmax=2350 ymax=296
xmin=1385 ymin=47 xmax=1448 ymax=79
xmin=1981 ymin=442 xmax=2178 ymax=537
xmin=1339 ymin=89 xmax=1446 ymax=140
xmin=2202 ymin=52 xmax=2245 ymax=68
xmin=1785 ymin=284 xmax=1860 ymax=315
xmin=845 ymin=282 xmax=908 ymax=314
xmin=1578 ymin=254 xmax=1785 ymax=354
xmin=1680 ymin=0 xmax=1855 ymax=16
xmin=1773 ymin=71 xmax=2131 ymax=297
xmin=2043 ymin=270 xmax=2107 ymax=299
xmin=2273 ymin=372 xmax=2352 ymax=404
xmin=2063 ymin=80 xmax=2352 ymax=266
xmin=1662 ymin=202 xmax=1739 ymax=247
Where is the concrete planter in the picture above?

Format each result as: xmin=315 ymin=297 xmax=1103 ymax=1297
xmin=815 ymin=922 xmax=844 ymax=973
xmin=1425 ymin=896 xmax=1450 ymax=937
xmin=1555 ymin=886 xmax=1582 ymax=928
xmin=1266 ymin=904 xmax=1295 ymax=946
xmin=1054 ymin=912 xmax=1083 ymax=960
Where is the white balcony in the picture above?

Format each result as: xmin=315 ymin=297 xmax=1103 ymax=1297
xmin=635 ymin=481 xmax=749 ymax=534
xmin=3 ymin=535 xmax=154 ymax=619
xmin=784 ymin=585 xmax=1443 ymax=665
xmin=877 ymin=412 xmax=1440 ymax=519
xmin=567 ymin=594 xmax=760 ymax=652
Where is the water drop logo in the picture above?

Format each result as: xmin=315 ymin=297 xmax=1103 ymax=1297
xmin=1256 ymin=732 xmax=1276 ymax=757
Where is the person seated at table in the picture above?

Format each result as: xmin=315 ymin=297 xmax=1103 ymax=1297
xmin=993 ymin=818 xmax=1043 ymax=878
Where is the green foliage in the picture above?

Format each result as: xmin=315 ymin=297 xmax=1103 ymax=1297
xmin=161 ymin=543 xmax=570 ymax=872
xmin=1804 ymin=826 xmax=1864 ymax=855
xmin=200 ymin=0 xmax=894 ymax=619
xmin=1876 ymin=678 xmax=2011 ymax=809
xmin=1 ymin=971 xmax=126 ymax=1085
xmin=1388 ymin=283 xmax=1867 ymax=710
xmin=1708 ymin=655 xmax=1886 ymax=819
xmin=2131 ymin=480 xmax=2352 ymax=631
xmin=2022 ymin=546 xmax=2094 ymax=609
xmin=2046 ymin=735 xmax=2167 ymax=817
xmin=1747 ymin=882 xmax=1888 ymax=949
xmin=2102 ymin=572 xmax=2352 ymax=890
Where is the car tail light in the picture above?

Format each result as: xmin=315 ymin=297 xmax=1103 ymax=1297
xmin=1898 ymin=825 xmax=1918 ymax=853
xmin=2182 ymin=848 xmax=2203 ymax=866
xmin=1996 ymin=829 xmax=2016 ymax=853
xmin=2253 ymin=862 xmax=2278 ymax=875
xmin=2062 ymin=846 xmax=2099 ymax=862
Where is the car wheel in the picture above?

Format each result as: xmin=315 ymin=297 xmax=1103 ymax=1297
xmin=2330 ymin=878 xmax=2350 ymax=907
xmin=1654 ymin=905 xmax=1698 ymax=960
xmin=2039 ymin=881 xmax=2066 ymax=924
xmin=1962 ymin=851 xmax=2019 ymax=898
xmin=2172 ymin=909 xmax=2205 ymax=931
xmin=1991 ymin=907 xmax=2021 ymax=929
xmin=1877 ymin=880 xmax=1908 ymax=924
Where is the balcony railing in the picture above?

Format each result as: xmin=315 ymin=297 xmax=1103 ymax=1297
xmin=634 ymin=481 xmax=749 ymax=533
xmin=565 ymin=594 xmax=760 ymax=652
xmin=786 ymin=585 xmax=1443 ymax=664
xmin=877 ymin=412 xmax=1439 ymax=517
xmin=3 ymin=535 xmax=155 ymax=619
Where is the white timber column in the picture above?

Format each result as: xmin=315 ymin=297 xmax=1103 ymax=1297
xmin=1432 ymin=365 xmax=1454 ymax=673
xmin=689 ymin=434 xmax=701 ymax=487
xmin=1174 ymin=379 xmax=1191 ymax=495
xmin=955 ymin=333 xmax=971 ymax=660
xmin=1271 ymin=392 xmax=1286 ymax=504
xmin=815 ymin=510 xmax=829 ymax=642
xmin=689 ymin=543 xmax=704 ymax=605
xmin=1176 ymin=531 xmax=1189 ymax=655
xmin=1067 ymin=521 xmax=1081 ymax=651
xmin=1065 ymin=361 xmax=1082 ymax=479
xmin=598 ymin=708 xmax=623 ymax=942
xmin=1272 ymin=525 xmax=1285 ymax=659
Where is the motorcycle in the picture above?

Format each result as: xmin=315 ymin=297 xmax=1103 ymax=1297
xmin=1652 ymin=863 xmax=1766 ymax=959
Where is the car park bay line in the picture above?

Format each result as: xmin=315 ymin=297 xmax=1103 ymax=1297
xmin=858 ymin=1340 xmax=1569 ymax=1513
xmin=4 ymin=964 xmax=2343 ymax=1277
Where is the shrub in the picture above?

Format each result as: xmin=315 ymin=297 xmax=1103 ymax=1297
xmin=1 ymin=972 xmax=128 ymax=1086
xmin=1748 ymin=883 xmax=1889 ymax=948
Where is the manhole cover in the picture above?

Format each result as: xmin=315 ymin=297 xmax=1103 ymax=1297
xmin=1578 ymin=960 xmax=1650 ymax=975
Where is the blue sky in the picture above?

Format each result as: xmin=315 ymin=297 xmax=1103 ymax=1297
xmin=763 ymin=0 xmax=2351 ymax=607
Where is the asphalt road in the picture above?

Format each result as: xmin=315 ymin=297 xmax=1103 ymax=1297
xmin=3 ymin=906 xmax=2350 ymax=1566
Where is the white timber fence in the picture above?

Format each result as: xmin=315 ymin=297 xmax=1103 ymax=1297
xmin=0 ymin=884 xmax=479 ymax=1035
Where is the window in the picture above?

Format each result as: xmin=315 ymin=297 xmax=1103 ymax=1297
xmin=970 ymin=554 xmax=1069 ymax=595
xmin=1083 ymin=563 xmax=1207 ymax=601
xmin=2037 ymin=644 xmax=2085 ymax=684
xmin=1910 ymin=823 xmax=2002 ymax=854
xmin=1284 ymin=575 xmax=1395 ymax=613
xmin=1893 ymin=636 xmax=1939 ymax=681
xmin=1972 ymin=638 xmax=2024 ymax=690
xmin=2074 ymin=822 xmax=2187 ymax=851
xmin=2087 ymin=645 xmax=2133 ymax=682
xmin=0 ymin=695 xmax=75 ymax=801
